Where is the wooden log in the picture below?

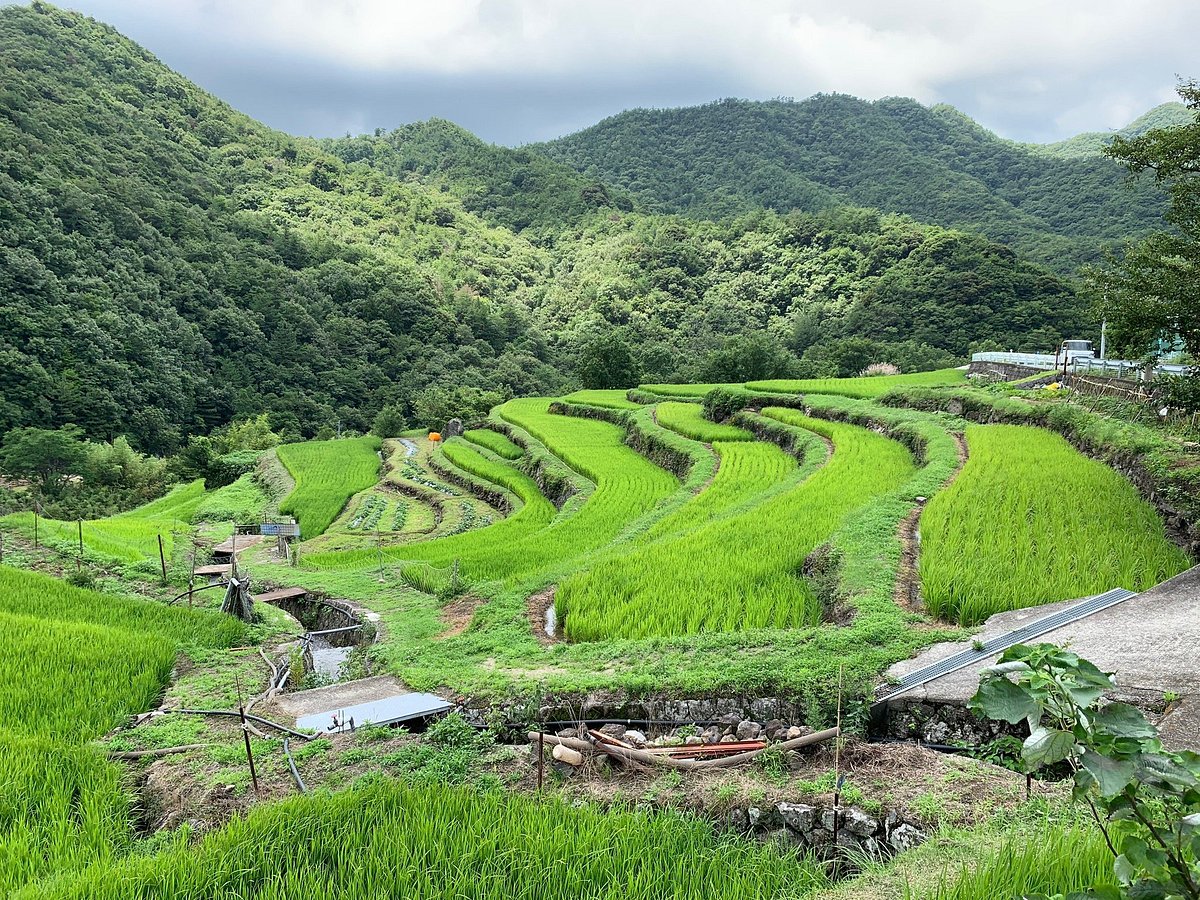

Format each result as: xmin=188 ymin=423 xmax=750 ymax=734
xmin=551 ymin=744 xmax=585 ymax=766
xmin=529 ymin=727 xmax=839 ymax=771
xmin=107 ymin=744 xmax=209 ymax=760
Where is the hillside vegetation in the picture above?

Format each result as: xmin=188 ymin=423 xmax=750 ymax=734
xmin=538 ymin=95 xmax=1170 ymax=272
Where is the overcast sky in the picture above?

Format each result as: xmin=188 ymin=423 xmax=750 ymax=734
xmin=58 ymin=0 xmax=1197 ymax=146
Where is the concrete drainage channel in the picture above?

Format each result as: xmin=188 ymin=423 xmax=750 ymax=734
xmin=254 ymin=588 xmax=377 ymax=684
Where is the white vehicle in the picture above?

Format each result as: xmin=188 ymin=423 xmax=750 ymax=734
xmin=1057 ymin=340 xmax=1095 ymax=363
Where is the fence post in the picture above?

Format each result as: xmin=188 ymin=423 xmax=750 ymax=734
xmin=157 ymin=534 xmax=168 ymax=584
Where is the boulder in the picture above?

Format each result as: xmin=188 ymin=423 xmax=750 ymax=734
xmin=776 ymin=802 xmax=818 ymax=833
xmin=598 ymin=723 xmax=626 ymax=739
xmin=622 ymin=729 xmax=647 ymax=746
xmin=736 ymin=720 xmax=762 ymax=741
xmin=888 ymin=823 xmax=926 ymax=852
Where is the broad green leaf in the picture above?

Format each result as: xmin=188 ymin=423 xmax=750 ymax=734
xmin=1093 ymin=702 xmax=1156 ymax=738
xmin=1023 ymin=726 xmax=1076 ymax=768
xmin=1081 ymin=749 xmax=1137 ymax=796
xmin=971 ymin=676 xmax=1039 ymax=724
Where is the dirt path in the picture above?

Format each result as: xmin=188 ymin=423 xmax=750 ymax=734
xmin=893 ymin=431 xmax=969 ymax=615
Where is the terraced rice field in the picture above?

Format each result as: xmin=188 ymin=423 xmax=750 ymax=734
xmin=919 ymin=424 xmax=1190 ymax=624
xmin=655 ymin=401 xmax=753 ymax=441
xmin=560 ymin=389 xmax=642 ymax=409
xmin=745 ymin=368 xmax=966 ymax=398
xmin=0 ymin=476 xmax=264 ymax=563
xmin=0 ymin=566 xmax=244 ymax=893
xmin=557 ymin=410 xmax=916 ymax=640
xmin=277 ymin=437 xmax=383 ymax=538
xmin=463 ymin=428 xmax=524 ymax=460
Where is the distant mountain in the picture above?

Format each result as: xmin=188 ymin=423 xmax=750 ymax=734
xmin=0 ymin=5 xmax=1112 ymax=451
xmin=0 ymin=3 xmax=564 ymax=449
xmin=325 ymin=119 xmax=634 ymax=233
xmin=1035 ymin=102 xmax=1194 ymax=159
xmin=536 ymin=94 xmax=1176 ymax=272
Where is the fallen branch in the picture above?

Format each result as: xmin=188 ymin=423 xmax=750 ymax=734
xmin=529 ymin=726 xmax=839 ymax=771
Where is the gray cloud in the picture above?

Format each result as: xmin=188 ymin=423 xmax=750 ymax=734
xmin=61 ymin=0 xmax=1196 ymax=145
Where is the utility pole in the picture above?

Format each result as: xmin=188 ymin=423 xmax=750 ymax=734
xmin=1100 ymin=319 xmax=1107 ymax=361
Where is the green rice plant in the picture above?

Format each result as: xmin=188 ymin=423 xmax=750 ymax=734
xmin=304 ymin=400 xmax=678 ymax=587
xmin=0 ymin=732 xmax=135 ymax=897
xmin=655 ymin=401 xmax=753 ymax=442
xmin=747 ymin=368 xmax=966 ymax=398
xmin=921 ymin=824 xmax=1116 ymax=900
xmin=920 ymin=424 xmax=1190 ymax=625
xmin=16 ymin=780 xmax=828 ymax=900
xmin=638 ymin=382 xmax=737 ymax=398
xmin=277 ymin=437 xmax=383 ymax=538
xmin=0 ymin=480 xmax=206 ymax=562
xmin=462 ymin=428 xmax=523 ymax=460
xmin=0 ymin=565 xmax=244 ymax=893
xmin=557 ymin=411 xmax=915 ymax=640
xmin=559 ymin=388 xmax=641 ymax=409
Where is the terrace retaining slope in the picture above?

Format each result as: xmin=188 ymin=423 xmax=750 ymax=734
xmin=881 ymin=565 xmax=1200 ymax=750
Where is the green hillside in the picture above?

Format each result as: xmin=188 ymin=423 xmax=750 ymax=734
xmin=537 ymin=94 xmax=1175 ymax=272
xmin=1036 ymin=102 xmax=1194 ymax=158
xmin=0 ymin=5 xmax=1124 ymax=454
xmin=0 ymin=3 xmax=565 ymax=450
xmin=324 ymin=118 xmax=635 ymax=232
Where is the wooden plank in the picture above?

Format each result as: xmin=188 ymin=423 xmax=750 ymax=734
xmin=253 ymin=587 xmax=308 ymax=603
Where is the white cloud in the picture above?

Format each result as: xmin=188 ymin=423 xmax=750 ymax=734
xmin=67 ymin=0 xmax=1199 ymax=141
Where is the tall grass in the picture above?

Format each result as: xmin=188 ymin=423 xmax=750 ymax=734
xmin=921 ymin=824 xmax=1116 ymax=900
xmin=747 ymin=368 xmax=966 ymax=398
xmin=920 ymin=424 xmax=1190 ymax=625
xmin=557 ymin=411 xmax=915 ymax=639
xmin=655 ymin=401 xmax=753 ymax=441
xmin=463 ymin=428 xmax=523 ymax=460
xmin=0 ymin=566 xmax=245 ymax=893
xmin=277 ymin=437 xmax=382 ymax=538
xmin=15 ymin=781 xmax=829 ymax=900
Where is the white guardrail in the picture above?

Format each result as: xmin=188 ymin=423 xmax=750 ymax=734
xmin=971 ymin=352 xmax=1191 ymax=379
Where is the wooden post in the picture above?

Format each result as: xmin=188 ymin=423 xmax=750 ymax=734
xmin=157 ymin=534 xmax=167 ymax=584
xmin=832 ymin=664 xmax=843 ymax=839
xmin=537 ymin=727 xmax=545 ymax=791
xmin=0 ymin=526 xmax=5 ymax=564
xmin=188 ymin=545 xmax=196 ymax=608
xmin=33 ymin=507 xmax=38 ymax=548
xmin=235 ymin=674 xmax=260 ymax=798
xmin=77 ymin=520 xmax=83 ymax=571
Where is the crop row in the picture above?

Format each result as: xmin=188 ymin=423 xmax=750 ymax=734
xmin=557 ymin=411 xmax=916 ymax=640
xmin=277 ymin=437 xmax=382 ymax=539
xmin=919 ymin=424 xmax=1190 ymax=624
xmin=640 ymin=368 xmax=965 ymax=400
xmin=462 ymin=428 xmax=524 ymax=460
xmin=654 ymin=401 xmax=753 ymax=442
xmin=16 ymin=780 xmax=828 ymax=900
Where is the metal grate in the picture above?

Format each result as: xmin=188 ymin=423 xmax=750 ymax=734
xmin=875 ymin=587 xmax=1137 ymax=706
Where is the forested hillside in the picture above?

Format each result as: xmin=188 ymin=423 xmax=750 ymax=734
xmin=0 ymin=4 xmax=1107 ymax=451
xmin=0 ymin=3 xmax=564 ymax=451
xmin=538 ymin=95 xmax=1170 ymax=272
xmin=325 ymin=119 xmax=635 ymax=233
xmin=1036 ymin=102 xmax=1193 ymax=158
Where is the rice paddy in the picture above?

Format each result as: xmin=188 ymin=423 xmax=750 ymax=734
xmin=560 ymin=388 xmax=642 ymax=409
xmin=0 ymin=566 xmax=245 ymax=893
xmin=655 ymin=401 xmax=753 ymax=441
xmin=16 ymin=781 xmax=829 ymax=900
xmin=557 ymin=411 xmax=916 ymax=639
xmin=745 ymin=368 xmax=966 ymax=398
xmin=277 ymin=436 xmax=383 ymax=538
xmin=919 ymin=424 xmax=1190 ymax=624
xmin=462 ymin=428 xmax=524 ymax=460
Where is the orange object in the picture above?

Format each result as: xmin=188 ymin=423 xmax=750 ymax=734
xmin=428 ymin=432 xmax=442 ymax=442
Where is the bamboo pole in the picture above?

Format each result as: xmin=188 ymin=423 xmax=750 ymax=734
xmin=529 ymin=726 xmax=840 ymax=771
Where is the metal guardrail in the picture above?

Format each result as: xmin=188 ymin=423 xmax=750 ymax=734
xmin=874 ymin=587 xmax=1137 ymax=706
xmin=971 ymin=352 xmax=1191 ymax=380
